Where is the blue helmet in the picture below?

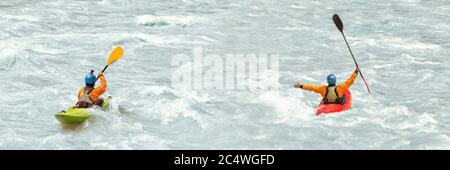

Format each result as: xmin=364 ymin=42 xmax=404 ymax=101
xmin=327 ymin=74 xmax=336 ymax=85
xmin=85 ymin=70 xmax=96 ymax=85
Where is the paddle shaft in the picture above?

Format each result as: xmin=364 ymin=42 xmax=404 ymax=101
xmin=101 ymin=65 xmax=109 ymax=73
xmin=95 ymin=65 xmax=109 ymax=82
xmin=339 ymin=31 xmax=371 ymax=94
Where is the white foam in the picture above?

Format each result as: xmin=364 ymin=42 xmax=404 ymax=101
xmin=247 ymin=69 xmax=280 ymax=94
xmin=0 ymin=48 xmax=28 ymax=70
xmin=377 ymin=106 xmax=438 ymax=133
xmin=353 ymin=36 xmax=441 ymax=50
xmin=135 ymin=15 xmax=207 ymax=27
xmin=3 ymin=14 xmax=40 ymax=22
xmin=289 ymin=4 xmax=307 ymax=9
xmin=152 ymin=97 xmax=207 ymax=128
xmin=259 ymin=89 xmax=314 ymax=125
xmin=117 ymin=33 xmax=211 ymax=47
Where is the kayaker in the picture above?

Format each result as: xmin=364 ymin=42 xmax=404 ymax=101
xmin=293 ymin=67 xmax=360 ymax=105
xmin=76 ymin=70 xmax=107 ymax=108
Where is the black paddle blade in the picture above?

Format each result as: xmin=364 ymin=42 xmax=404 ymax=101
xmin=333 ymin=14 xmax=344 ymax=32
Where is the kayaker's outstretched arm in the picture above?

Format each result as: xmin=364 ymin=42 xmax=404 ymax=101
xmin=294 ymin=82 xmax=326 ymax=97
xmin=302 ymin=85 xmax=326 ymax=96
xmin=337 ymin=68 xmax=359 ymax=91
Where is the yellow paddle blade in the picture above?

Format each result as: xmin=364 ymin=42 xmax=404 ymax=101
xmin=108 ymin=46 xmax=124 ymax=65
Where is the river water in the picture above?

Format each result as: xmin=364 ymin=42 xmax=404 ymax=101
xmin=0 ymin=0 xmax=449 ymax=149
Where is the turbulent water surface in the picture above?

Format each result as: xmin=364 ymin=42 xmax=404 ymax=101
xmin=1 ymin=0 xmax=449 ymax=149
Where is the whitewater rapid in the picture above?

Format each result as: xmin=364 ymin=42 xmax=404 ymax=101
xmin=1 ymin=0 xmax=449 ymax=149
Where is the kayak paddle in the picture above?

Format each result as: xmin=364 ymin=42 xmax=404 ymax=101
xmin=332 ymin=14 xmax=371 ymax=94
xmin=95 ymin=46 xmax=124 ymax=82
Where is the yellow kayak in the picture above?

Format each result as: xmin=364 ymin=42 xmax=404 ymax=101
xmin=55 ymin=96 xmax=112 ymax=124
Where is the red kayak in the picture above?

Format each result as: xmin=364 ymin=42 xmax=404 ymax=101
xmin=315 ymin=90 xmax=352 ymax=116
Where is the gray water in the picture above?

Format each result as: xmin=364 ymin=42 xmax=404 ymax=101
xmin=0 ymin=0 xmax=449 ymax=149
